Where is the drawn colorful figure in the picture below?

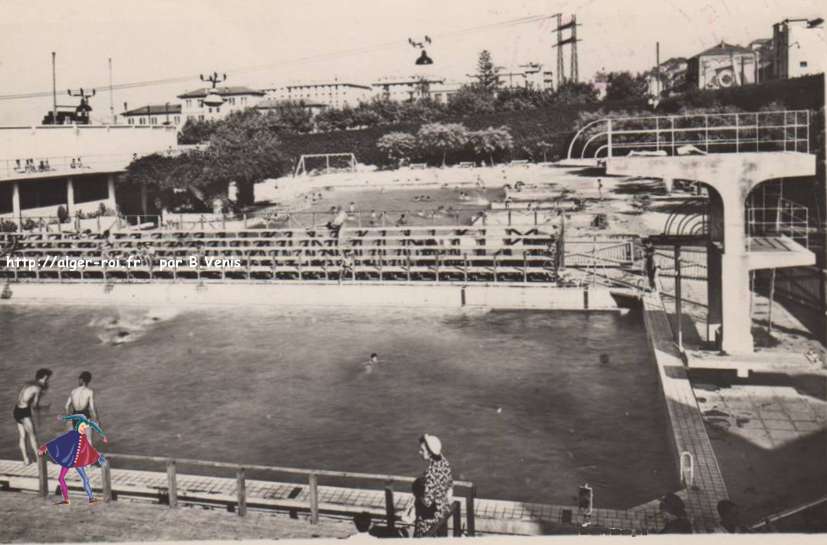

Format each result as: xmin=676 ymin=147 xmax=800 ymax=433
xmin=38 ymin=414 xmax=108 ymax=504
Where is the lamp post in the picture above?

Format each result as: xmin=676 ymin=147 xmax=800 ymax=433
xmin=165 ymin=102 xmax=170 ymax=125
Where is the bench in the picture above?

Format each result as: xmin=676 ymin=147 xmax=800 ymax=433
xmin=409 ymin=163 xmax=428 ymax=170
xmin=456 ymin=162 xmax=475 ymax=168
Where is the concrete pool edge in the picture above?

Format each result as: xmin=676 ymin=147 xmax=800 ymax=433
xmin=0 ymin=282 xmax=625 ymax=310
xmin=640 ymin=291 xmax=728 ymax=533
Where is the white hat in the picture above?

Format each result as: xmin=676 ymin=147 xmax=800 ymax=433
xmin=422 ymin=434 xmax=442 ymax=456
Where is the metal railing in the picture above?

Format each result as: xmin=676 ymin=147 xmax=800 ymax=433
xmin=0 ymin=150 xmax=178 ymax=180
xmin=567 ymin=110 xmax=811 ymax=160
xmin=747 ymin=197 xmax=810 ymax=248
xmin=36 ymin=452 xmax=476 ymax=535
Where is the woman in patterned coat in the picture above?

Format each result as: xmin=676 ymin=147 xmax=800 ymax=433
xmin=413 ymin=434 xmax=453 ymax=537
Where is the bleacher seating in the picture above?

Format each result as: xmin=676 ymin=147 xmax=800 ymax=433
xmin=0 ymin=225 xmax=563 ymax=284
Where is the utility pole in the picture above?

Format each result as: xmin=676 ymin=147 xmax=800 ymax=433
xmin=552 ymin=14 xmax=580 ymax=86
xmin=68 ymin=88 xmax=96 ymax=124
xmin=51 ymin=52 xmax=57 ymax=124
xmin=108 ymin=57 xmax=115 ymax=124
xmin=200 ymin=71 xmax=227 ymax=89
xmin=656 ymin=42 xmax=661 ymax=97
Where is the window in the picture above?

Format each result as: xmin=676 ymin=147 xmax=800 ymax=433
xmin=174 ymin=116 xmax=181 ymax=124
xmin=127 ymin=118 xmax=134 ymax=125
xmin=198 ymin=115 xmax=205 ymax=121
xmin=228 ymin=97 xmax=235 ymax=105
xmin=139 ymin=117 xmax=146 ymax=125
xmin=208 ymin=107 xmax=213 ymax=113
xmin=800 ymin=61 xmax=808 ymax=68
xmin=198 ymin=100 xmax=204 ymax=108
xmin=186 ymin=99 xmax=192 ymax=107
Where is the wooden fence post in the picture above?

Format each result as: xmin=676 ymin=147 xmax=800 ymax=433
xmin=465 ymin=485 xmax=476 ymax=537
xmin=236 ymin=468 xmax=247 ymax=517
xmin=37 ymin=454 xmax=48 ymax=498
xmin=384 ymin=485 xmax=396 ymax=529
xmin=452 ymin=501 xmax=462 ymax=537
xmin=167 ymin=460 xmax=177 ymax=509
xmin=308 ymin=473 xmax=319 ymax=524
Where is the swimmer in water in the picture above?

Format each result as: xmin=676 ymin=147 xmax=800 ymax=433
xmin=363 ymin=353 xmax=379 ymax=373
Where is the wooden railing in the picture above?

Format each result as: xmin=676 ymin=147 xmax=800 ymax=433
xmin=37 ymin=452 xmax=476 ymax=536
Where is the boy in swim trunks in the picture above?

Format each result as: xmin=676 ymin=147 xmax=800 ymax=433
xmin=13 ymin=368 xmax=52 ymax=465
xmin=65 ymin=371 xmax=98 ymax=429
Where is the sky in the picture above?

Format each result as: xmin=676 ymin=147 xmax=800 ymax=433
xmin=0 ymin=0 xmax=824 ymax=125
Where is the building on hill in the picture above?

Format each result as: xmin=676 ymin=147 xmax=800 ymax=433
xmin=263 ymin=82 xmax=373 ymax=109
xmin=772 ymin=18 xmax=825 ymax=79
xmin=646 ymin=57 xmax=688 ymax=98
xmin=495 ymin=63 xmax=554 ymax=91
xmin=177 ymin=86 xmax=265 ymax=124
xmin=749 ymin=38 xmax=775 ymax=82
xmin=686 ymin=41 xmax=757 ymax=90
xmin=120 ymin=104 xmax=183 ymax=127
xmin=372 ymin=76 xmax=447 ymax=102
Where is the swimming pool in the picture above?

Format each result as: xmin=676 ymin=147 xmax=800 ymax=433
xmin=0 ymin=304 xmax=675 ymax=507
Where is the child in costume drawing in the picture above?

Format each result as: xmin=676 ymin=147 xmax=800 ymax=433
xmin=38 ymin=414 xmax=108 ymax=504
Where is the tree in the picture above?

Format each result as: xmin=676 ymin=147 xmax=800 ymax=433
xmin=468 ymin=126 xmax=514 ymax=165
xmin=178 ymin=118 xmax=219 ymax=144
xmin=377 ymin=132 xmax=417 ymax=166
xmin=446 ymin=85 xmax=496 ymax=116
xmin=475 ymin=50 xmax=499 ymax=91
xmin=604 ymin=71 xmax=649 ymax=102
xmin=551 ymin=80 xmax=600 ymax=105
xmin=416 ymin=123 xmax=469 ymax=166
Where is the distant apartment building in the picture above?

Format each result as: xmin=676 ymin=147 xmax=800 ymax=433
xmin=686 ymin=41 xmax=757 ymax=90
xmin=177 ymin=86 xmax=265 ymax=123
xmin=121 ymin=104 xmax=183 ymax=127
xmin=772 ymin=18 xmax=825 ymax=79
xmin=264 ymin=82 xmax=373 ymax=109
xmin=495 ymin=63 xmax=554 ymax=91
xmin=428 ymin=81 xmax=463 ymax=104
xmin=646 ymin=57 xmax=688 ymax=97
xmin=372 ymin=76 xmax=447 ymax=102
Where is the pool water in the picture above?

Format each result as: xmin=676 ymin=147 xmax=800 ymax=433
xmin=0 ymin=304 xmax=675 ymax=507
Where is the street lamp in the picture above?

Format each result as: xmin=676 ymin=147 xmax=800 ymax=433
xmin=164 ymin=102 xmax=170 ymax=125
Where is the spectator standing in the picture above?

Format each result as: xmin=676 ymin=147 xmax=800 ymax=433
xmin=413 ymin=434 xmax=453 ymax=537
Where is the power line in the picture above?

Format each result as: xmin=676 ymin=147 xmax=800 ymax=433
xmin=0 ymin=14 xmax=555 ymax=102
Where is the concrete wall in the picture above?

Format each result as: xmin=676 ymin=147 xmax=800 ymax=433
xmin=0 ymin=282 xmax=624 ymax=311
xmin=0 ymin=125 xmax=177 ymax=180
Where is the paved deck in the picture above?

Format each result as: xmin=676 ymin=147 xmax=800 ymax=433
xmin=641 ymin=292 xmax=728 ymax=532
xmin=0 ymin=458 xmax=665 ymax=535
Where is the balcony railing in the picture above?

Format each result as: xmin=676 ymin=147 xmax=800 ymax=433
xmin=567 ymin=110 xmax=810 ymax=161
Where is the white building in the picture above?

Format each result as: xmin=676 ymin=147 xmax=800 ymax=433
xmin=495 ymin=63 xmax=554 ymax=90
xmin=263 ymin=82 xmax=373 ymax=109
xmin=772 ymin=18 xmax=825 ymax=79
xmin=120 ymin=104 xmax=183 ymax=128
xmin=177 ymin=86 xmax=265 ymax=123
xmin=428 ymin=81 xmax=463 ymax=104
xmin=372 ymin=76 xmax=447 ymax=102
xmin=0 ymin=125 xmax=176 ymax=222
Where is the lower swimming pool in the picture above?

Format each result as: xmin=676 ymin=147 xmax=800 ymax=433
xmin=0 ymin=303 xmax=675 ymax=507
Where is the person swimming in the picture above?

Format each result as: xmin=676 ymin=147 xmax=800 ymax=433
xmin=363 ymin=353 xmax=379 ymax=374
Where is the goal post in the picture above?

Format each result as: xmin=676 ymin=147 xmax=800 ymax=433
xmin=293 ymin=153 xmax=357 ymax=177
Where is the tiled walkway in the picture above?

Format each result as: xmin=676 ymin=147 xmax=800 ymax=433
xmin=642 ymin=292 xmax=728 ymax=532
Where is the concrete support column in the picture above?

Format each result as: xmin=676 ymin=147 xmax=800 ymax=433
xmin=663 ymin=177 xmax=674 ymax=193
xmin=66 ymin=177 xmax=75 ymax=215
xmin=12 ymin=182 xmax=21 ymax=228
xmin=106 ymin=174 xmax=117 ymax=212
xmin=719 ymin=187 xmax=753 ymax=354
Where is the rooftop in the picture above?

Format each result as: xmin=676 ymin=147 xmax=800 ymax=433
xmin=256 ymin=98 xmax=329 ymax=109
xmin=693 ymin=41 xmax=754 ymax=58
xmin=123 ymin=104 xmax=183 ymax=116
xmin=177 ymin=86 xmax=265 ymax=99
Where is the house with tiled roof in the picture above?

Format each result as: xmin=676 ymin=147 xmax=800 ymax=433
xmin=686 ymin=41 xmax=757 ymax=90
xmin=120 ymin=104 xmax=183 ymax=127
xmin=176 ymin=86 xmax=265 ymax=124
